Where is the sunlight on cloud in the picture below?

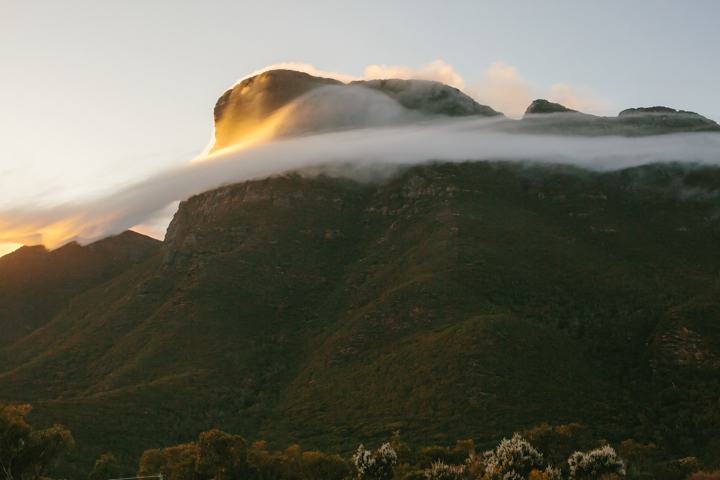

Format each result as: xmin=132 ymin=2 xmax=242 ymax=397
xmin=465 ymin=62 xmax=533 ymax=119
xmin=465 ymin=62 xmax=611 ymax=119
xmin=547 ymin=84 xmax=610 ymax=115
xmin=0 ymin=242 xmax=23 ymax=258
xmin=363 ymin=60 xmax=466 ymax=90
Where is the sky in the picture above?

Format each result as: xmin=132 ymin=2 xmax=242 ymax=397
xmin=1 ymin=0 xmax=719 ymax=255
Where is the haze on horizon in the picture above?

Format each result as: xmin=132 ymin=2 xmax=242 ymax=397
xmin=1 ymin=1 xmax=719 ymax=256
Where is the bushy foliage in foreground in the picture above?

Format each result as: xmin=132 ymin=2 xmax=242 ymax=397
xmin=424 ymin=461 xmax=464 ymax=480
xmin=483 ymin=434 xmax=544 ymax=480
xmin=354 ymin=443 xmax=398 ymax=480
xmin=568 ymin=446 xmax=626 ymax=480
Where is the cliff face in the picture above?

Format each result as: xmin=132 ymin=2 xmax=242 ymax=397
xmin=211 ymin=70 xmax=343 ymax=153
xmin=3 ymin=161 xmax=720 ymax=476
xmin=209 ymin=70 xmax=502 ymax=154
xmin=0 ymin=230 xmax=161 ymax=347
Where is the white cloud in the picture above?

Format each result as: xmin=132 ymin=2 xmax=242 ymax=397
xmin=546 ymin=84 xmax=610 ymax=115
xmin=363 ymin=60 xmax=466 ymax=90
xmin=465 ymin=62 xmax=611 ymax=119
xmin=2 ymin=117 xmax=718 ymax=250
xmin=465 ymin=62 xmax=533 ymax=119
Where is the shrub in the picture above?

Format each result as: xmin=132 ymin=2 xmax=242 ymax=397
xmin=528 ymin=466 xmax=564 ymax=480
xmin=425 ymin=461 xmax=464 ymax=480
xmin=568 ymin=446 xmax=625 ymax=480
xmin=483 ymin=434 xmax=544 ymax=480
xmin=354 ymin=443 xmax=398 ymax=480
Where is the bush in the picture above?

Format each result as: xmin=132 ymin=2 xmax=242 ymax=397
xmin=568 ymin=446 xmax=625 ymax=480
xmin=483 ymin=434 xmax=544 ymax=480
xmin=354 ymin=443 xmax=398 ymax=480
xmin=425 ymin=461 xmax=464 ymax=480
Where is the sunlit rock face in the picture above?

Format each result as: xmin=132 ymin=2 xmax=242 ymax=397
xmin=209 ymin=70 xmax=502 ymax=154
xmin=211 ymin=70 xmax=343 ymax=153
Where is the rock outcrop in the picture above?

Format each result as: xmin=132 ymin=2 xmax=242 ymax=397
xmin=209 ymin=70 xmax=502 ymax=153
xmin=508 ymin=99 xmax=720 ymax=136
xmin=524 ymin=99 xmax=576 ymax=116
xmin=211 ymin=70 xmax=343 ymax=153
xmin=352 ymin=78 xmax=502 ymax=117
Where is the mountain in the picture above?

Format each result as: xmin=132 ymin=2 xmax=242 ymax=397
xmin=2 ymin=162 xmax=720 ymax=477
xmin=0 ymin=231 xmax=161 ymax=347
xmin=1 ymin=71 xmax=720 ymax=477
xmin=209 ymin=70 xmax=502 ymax=153
xmin=513 ymin=100 xmax=720 ymax=136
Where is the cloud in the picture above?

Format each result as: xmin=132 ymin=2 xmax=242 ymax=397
xmin=465 ymin=62 xmax=611 ymax=118
xmin=465 ymin=62 xmax=534 ymax=119
xmin=546 ymin=83 xmax=610 ymax=115
xmin=363 ymin=60 xmax=466 ymax=90
xmin=2 ymin=110 xmax=718 ymax=251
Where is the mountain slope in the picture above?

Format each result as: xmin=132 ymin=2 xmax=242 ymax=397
xmin=0 ymin=231 xmax=161 ymax=347
xmin=2 ymin=162 xmax=720 ymax=477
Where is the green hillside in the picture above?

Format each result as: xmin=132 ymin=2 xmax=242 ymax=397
xmin=2 ymin=161 xmax=720 ymax=478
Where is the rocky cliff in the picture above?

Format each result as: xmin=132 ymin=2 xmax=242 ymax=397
xmin=209 ymin=70 xmax=502 ymax=153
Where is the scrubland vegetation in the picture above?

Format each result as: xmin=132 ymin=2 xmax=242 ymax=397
xmin=3 ymin=403 xmax=718 ymax=480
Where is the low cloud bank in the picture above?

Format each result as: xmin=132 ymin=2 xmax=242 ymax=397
xmin=1 ymin=116 xmax=718 ymax=250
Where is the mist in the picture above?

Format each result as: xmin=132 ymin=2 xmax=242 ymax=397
xmin=1 ymin=115 xmax=719 ymax=250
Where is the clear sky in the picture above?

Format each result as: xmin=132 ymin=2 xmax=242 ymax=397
xmin=1 ymin=0 xmax=719 ymax=254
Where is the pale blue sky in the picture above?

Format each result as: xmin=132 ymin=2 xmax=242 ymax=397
xmin=0 ymin=0 xmax=719 ymax=238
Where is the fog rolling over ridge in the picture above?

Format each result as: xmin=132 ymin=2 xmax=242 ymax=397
xmin=1 ymin=70 xmax=719 ymax=251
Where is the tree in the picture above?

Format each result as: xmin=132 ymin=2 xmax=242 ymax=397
xmin=196 ymin=429 xmax=259 ymax=480
xmin=568 ymin=446 xmax=625 ymax=480
xmin=88 ymin=453 xmax=121 ymax=480
xmin=354 ymin=444 xmax=398 ymax=480
xmin=137 ymin=444 xmax=200 ymax=480
xmin=483 ymin=434 xmax=544 ymax=480
xmin=138 ymin=430 xmax=259 ymax=480
xmin=0 ymin=404 xmax=74 ymax=480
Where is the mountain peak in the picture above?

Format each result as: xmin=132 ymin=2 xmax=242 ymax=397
xmin=524 ymin=99 xmax=577 ymax=116
xmin=209 ymin=69 xmax=502 ymax=154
